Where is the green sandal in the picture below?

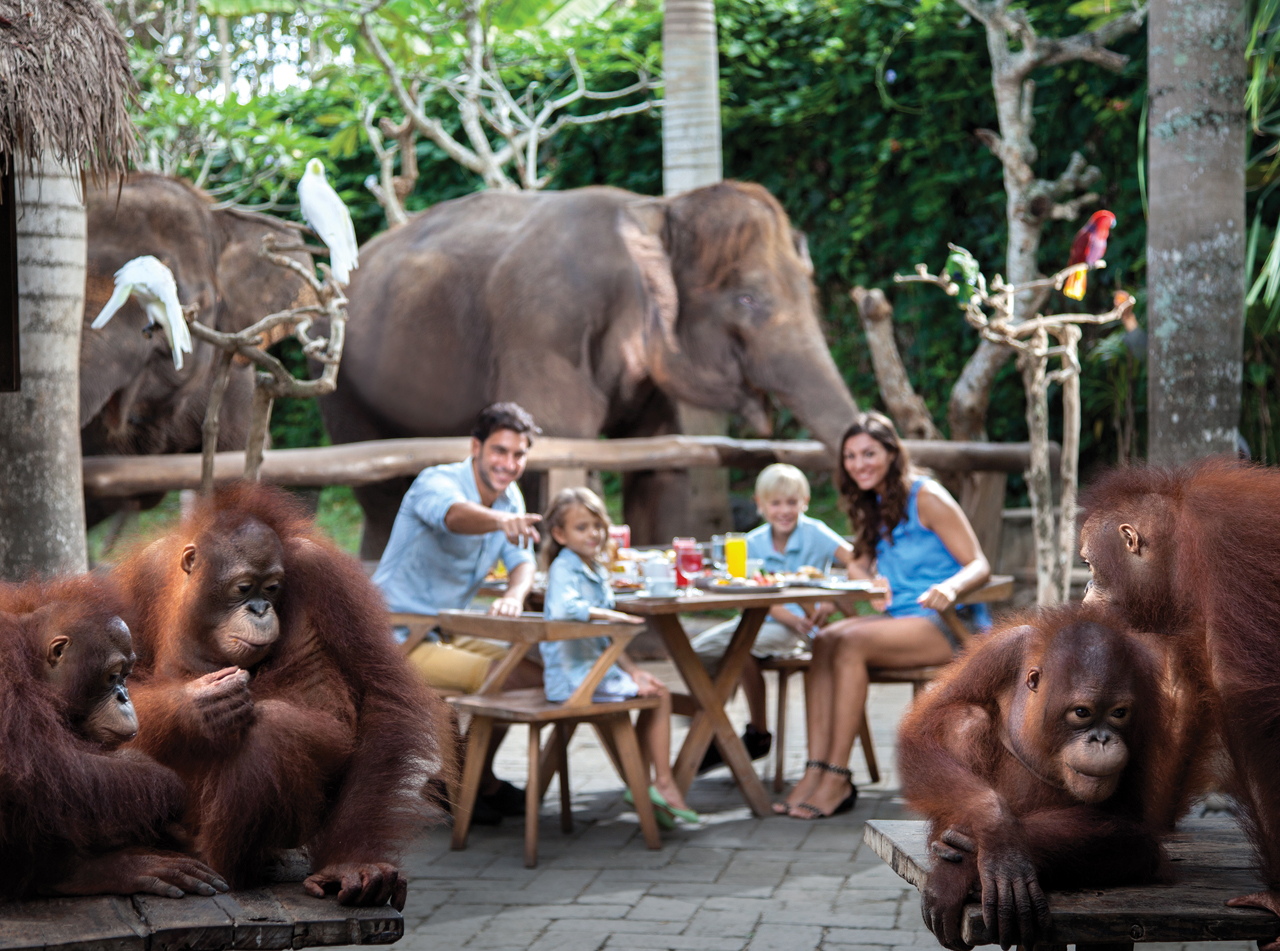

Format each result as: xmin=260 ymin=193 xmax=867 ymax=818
xmin=623 ymin=787 xmax=676 ymax=829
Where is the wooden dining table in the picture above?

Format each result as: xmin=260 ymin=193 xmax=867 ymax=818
xmin=621 ymin=584 xmax=885 ymax=818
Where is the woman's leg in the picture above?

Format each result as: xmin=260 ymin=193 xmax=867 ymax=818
xmin=776 ymin=629 xmax=841 ymax=811
xmin=791 ymin=615 xmax=952 ymax=818
xmin=638 ymin=687 xmax=693 ymax=813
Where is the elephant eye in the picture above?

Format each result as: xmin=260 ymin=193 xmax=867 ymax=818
xmin=738 ymin=294 xmax=755 ymax=307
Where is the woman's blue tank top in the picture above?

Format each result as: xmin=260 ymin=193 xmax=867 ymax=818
xmin=875 ymin=479 xmax=990 ymax=626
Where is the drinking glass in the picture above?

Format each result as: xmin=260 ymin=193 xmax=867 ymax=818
xmin=672 ymin=537 xmax=697 ymax=587
xmin=724 ymin=532 xmax=747 ymax=578
xmin=677 ymin=546 xmax=704 ymax=591
xmin=710 ymin=534 xmax=727 ymax=571
xmin=608 ymin=524 xmax=631 ymax=551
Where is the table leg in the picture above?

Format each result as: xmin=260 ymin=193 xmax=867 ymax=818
xmin=653 ymin=610 xmax=772 ymax=817
xmin=525 ymin=723 xmax=542 ymax=868
xmin=451 ymin=716 xmax=493 ymax=850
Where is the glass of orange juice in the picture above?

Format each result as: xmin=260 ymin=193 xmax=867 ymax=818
xmin=724 ymin=533 xmax=747 ymax=579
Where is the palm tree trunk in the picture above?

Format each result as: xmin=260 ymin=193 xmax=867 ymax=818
xmin=662 ymin=0 xmax=722 ymax=195
xmin=662 ymin=0 xmax=731 ymax=538
xmin=0 ymin=157 xmax=88 ymax=577
xmin=1147 ymin=0 xmax=1247 ymax=464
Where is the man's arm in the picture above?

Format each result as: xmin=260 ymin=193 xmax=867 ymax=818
xmin=490 ymin=560 xmax=534 ymax=617
xmin=444 ymin=501 xmax=541 ymax=546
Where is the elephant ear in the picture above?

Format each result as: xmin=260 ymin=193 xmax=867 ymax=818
xmin=617 ymin=203 xmax=679 ymax=353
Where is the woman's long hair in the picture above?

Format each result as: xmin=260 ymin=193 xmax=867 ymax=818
xmin=837 ymin=411 xmax=914 ymax=559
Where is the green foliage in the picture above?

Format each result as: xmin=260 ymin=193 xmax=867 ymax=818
xmin=130 ymin=0 xmax=1280 ymax=478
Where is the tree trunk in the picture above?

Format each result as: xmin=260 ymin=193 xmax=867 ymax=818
xmin=663 ymin=0 xmax=729 ymax=538
xmin=662 ymin=0 xmax=722 ymax=195
xmin=1147 ymin=0 xmax=1247 ymax=464
xmin=0 ymin=158 xmax=88 ymax=578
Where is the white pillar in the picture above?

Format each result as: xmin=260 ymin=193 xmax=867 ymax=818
xmin=0 ymin=157 xmax=89 ymax=577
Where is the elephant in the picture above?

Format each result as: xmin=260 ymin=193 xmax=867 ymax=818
xmin=324 ymin=180 xmax=859 ymax=557
xmin=81 ymin=174 xmax=317 ymax=525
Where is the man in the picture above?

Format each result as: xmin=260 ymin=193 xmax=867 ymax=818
xmin=373 ymin=402 xmax=544 ymax=824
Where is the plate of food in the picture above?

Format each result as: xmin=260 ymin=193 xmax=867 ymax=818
xmin=695 ymin=576 xmax=786 ymax=594
xmin=811 ymin=578 xmax=879 ymax=592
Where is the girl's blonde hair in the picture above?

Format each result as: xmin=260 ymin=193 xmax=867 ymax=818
xmin=541 ymin=486 xmax=612 ymax=568
xmin=755 ymin=463 xmax=810 ymax=502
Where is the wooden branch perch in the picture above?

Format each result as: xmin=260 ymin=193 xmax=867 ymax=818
xmin=850 ymin=287 xmax=943 ymax=440
xmin=193 ymin=235 xmax=350 ymax=493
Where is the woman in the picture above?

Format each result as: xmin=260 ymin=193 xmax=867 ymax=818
xmin=780 ymin=410 xmax=991 ymax=819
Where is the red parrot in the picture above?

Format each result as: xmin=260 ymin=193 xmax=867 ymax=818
xmin=1063 ymin=209 xmax=1115 ymax=301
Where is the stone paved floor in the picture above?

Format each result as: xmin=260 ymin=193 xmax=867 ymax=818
xmin=388 ymin=655 xmax=1254 ymax=951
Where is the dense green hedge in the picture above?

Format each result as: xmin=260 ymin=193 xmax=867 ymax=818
xmin=254 ymin=0 xmax=1271 ymax=483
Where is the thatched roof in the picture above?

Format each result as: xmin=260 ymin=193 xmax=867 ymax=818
xmin=0 ymin=0 xmax=137 ymax=179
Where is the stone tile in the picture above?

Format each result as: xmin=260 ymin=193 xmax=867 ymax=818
xmin=526 ymin=932 xmax=609 ymax=951
xmin=604 ymin=935 xmax=748 ymax=950
xmin=745 ymin=923 xmax=824 ymax=950
xmin=822 ymin=937 xmax=902 ymax=950
xmin=686 ymin=909 xmax=763 ymax=937
xmin=625 ymin=895 xmax=704 ymax=922
xmin=548 ymin=918 xmax=686 ymax=935
xmin=648 ymin=883 xmax=775 ymax=899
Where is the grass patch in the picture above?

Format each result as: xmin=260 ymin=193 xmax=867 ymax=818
xmin=87 ymin=486 xmax=365 ymax=567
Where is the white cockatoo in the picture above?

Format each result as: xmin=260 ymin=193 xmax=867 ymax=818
xmin=298 ymin=158 xmax=359 ymax=285
xmin=91 ymin=255 xmax=193 ymax=371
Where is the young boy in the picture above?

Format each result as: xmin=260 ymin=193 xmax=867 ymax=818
xmin=690 ymin=464 xmax=853 ymax=770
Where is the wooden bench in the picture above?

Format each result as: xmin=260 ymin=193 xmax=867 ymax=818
xmin=0 ymin=882 xmax=402 ymax=951
xmin=435 ymin=610 xmax=664 ymax=868
xmin=758 ymin=574 xmax=1013 ymax=792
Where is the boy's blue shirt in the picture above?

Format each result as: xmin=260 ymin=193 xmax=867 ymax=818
xmin=746 ymin=513 xmax=849 ymax=618
xmin=541 ymin=548 xmax=637 ymax=702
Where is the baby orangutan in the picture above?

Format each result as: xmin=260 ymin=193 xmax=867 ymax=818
xmin=0 ymin=576 xmax=224 ymax=899
xmin=898 ymin=605 xmax=1202 ymax=951
xmin=113 ymin=483 xmax=451 ymax=908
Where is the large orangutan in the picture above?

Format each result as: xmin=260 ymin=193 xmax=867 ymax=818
xmin=0 ymin=576 xmax=225 ymax=898
xmin=1079 ymin=458 xmax=1280 ymax=935
xmin=898 ymin=605 xmax=1206 ymax=951
xmin=111 ymin=483 xmax=450 ymax=908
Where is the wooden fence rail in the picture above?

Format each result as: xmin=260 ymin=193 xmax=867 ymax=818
xmin=82 ymin=435 xmax=1054 ymax=499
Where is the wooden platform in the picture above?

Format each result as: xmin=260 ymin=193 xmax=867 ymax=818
xmin=0 ymin=883 xmax=402 ymax=951
xmin=864 ymin=818 xmax=1280 ymax=947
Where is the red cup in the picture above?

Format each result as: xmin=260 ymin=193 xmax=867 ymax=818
xmin=673 ymin=537 xmax=700 ymax=586
xmin=609 ymin=524 xmax=631 ymax=550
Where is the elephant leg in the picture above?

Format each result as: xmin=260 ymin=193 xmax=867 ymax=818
xmin=318 ymin=383 xmax=415 ymax=561
xmin=354 ymin=477 xmax=414 ymax=561
xmin=611 ymin=388 xmax=697 ymax=546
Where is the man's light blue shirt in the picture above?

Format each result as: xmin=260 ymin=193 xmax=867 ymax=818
xmin=541 ymin=548 xmax=637 ymax=702
xmin=372 ymin=458 xmax=536 ymax=616
xmin=747 ymin=513 xmax=849 ymax=617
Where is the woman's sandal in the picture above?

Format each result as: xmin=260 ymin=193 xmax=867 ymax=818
xmin=772 ymin=760 xmax=829 ymax=815
xmin=790 ymin=762 xmax=857 ymax=820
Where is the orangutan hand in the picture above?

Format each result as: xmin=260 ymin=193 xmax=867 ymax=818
xmin=186 ymin=667 xmax=253 ymax=738
xmin=306 ymin=862 xmax=407 ymax=910
xmin=54 ymin=849 xmax=227 ymax=899
xmin=1227 ymin=890 xmax=1280 ymax=951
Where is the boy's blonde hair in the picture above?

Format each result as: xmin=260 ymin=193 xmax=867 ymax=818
xmin=755 ymin=463 xmax=810 ymax=502
xmin=541 ymin=486 xmax=612 ymax=568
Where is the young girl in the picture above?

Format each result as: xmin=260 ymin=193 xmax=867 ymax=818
xmin=541 ymin=487 xmax=698 ymax=825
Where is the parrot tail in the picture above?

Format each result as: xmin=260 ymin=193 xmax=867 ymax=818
xmin=1063 ymin=270 xmax=1087 ymax=301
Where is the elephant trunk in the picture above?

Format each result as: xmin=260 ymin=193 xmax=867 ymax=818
xmin=746 ymin=331 xmax=859 ymax=451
